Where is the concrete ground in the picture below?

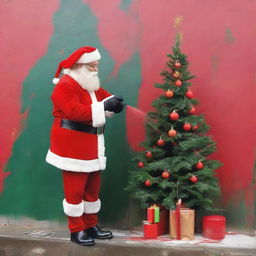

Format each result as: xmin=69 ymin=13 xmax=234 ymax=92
xmin=0 ymin=224 xmax=255 ymax=256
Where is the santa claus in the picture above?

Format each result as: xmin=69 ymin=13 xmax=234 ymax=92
xmin=46 ymin=46 xmax=124 ymax=246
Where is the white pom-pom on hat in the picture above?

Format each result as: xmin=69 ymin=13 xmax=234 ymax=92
xmin=53 ymin=78 xmax=60 ymax=85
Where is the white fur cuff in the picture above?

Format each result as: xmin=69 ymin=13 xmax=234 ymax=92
xmin=84 ymin=199 xmax=101 ymax=214
xmin=91 ymin=101 xmax=106 ymax=127
xmin=63 ymin=199 xmax=84 ymax=217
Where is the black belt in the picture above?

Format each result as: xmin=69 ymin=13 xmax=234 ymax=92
xmin=61 ymin=119 xmax=104 ymax=134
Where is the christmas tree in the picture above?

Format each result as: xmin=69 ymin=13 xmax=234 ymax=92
xmin=127 ymin=35 xmax=223 ymax=212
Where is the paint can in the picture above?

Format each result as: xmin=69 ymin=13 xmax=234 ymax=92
xmin=202 ymin=215 xmax=226 ymax=240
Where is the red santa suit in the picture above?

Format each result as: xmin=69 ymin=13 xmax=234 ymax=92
xmin=46 ymin=74 xmax=112 ymax=171
xmin=45 ymin=47 xmax=113 ymax=233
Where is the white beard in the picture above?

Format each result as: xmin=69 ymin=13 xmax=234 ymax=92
xmin=66 ymin=65 xmax=100 ymax=92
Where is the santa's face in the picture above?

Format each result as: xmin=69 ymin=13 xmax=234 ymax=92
xmin=85 ymin=61 xmax=99 ymax=72
xmin=68 ymin=61 xmax=100 ymax=92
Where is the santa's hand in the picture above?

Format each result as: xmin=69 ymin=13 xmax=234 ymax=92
xmin=104 ymin=96 xmax=124 ymax=112
xmin=113 ymin=95 xmax=124 ymax=113
xmin=114 ymin=96 xmax=123 ymax=102
xmin=111 ymin=96 xmax=124 ymax=113
xmin=113 ymin=102 xmax=124 ymax=113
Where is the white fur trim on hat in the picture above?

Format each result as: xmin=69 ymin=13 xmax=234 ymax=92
xmin=84 ymin=199 xmax=101 ymax=214
xmin=63 ymin=199 xmax=84 ymax=217
xmin=77 ymin=48 xmax=101 ymax=64
xmin=53 ymin=78 xmax=60 ymax=84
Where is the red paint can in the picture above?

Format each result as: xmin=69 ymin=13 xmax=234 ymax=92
xmin=202 ymin=215 xmax=226 ymax=240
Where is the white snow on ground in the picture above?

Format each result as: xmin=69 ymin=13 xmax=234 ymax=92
xmin=111 ymin=229 xmax=256 ymax=249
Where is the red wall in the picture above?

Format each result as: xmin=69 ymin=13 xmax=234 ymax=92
xmin=0 ymin=0 xmax=255 ymax=230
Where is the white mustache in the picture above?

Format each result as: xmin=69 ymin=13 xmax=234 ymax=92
xmin=90 ymin=71 xmax=98 ymax=76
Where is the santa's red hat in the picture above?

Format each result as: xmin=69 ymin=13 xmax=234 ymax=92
xmin=52 ymin=46 xmax=101 ymax=84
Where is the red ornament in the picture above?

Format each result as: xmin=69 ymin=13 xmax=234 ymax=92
xmin=174 ymin=61 xmax=181 ymax=68
xmin=175 ymin=79 xmax=182 ymax=87
xmin=190 ymin=175 xmax=198 ymax=183
xmin=144 ymin=180 xmax=152 ymax=187
xmin=196 ymin=161 xmax=204 ymax=170
xmin=168 ymin=129 xmax=177 ymax=138
xmin=165 ymin=90 xmax=174 ymax=98
xmin=145 ymin=151 xmax=152 ymax=158
xmin=185 ymin=89 xmax=194 ymax=99
xmin=138 ymin=162 xmax=144 ymax=168
xmin=189 ymin=106 xmax=196 ymax=114
xmin=157 ymin=138 xmax=165 ymax=147
xmin=183 ymin=123 xmax=192 ymax=131
xmin=172 ymin=71 xmax=180 ymax=78
xmin=161 ymin=171 xmax=170 ymax=179
xmin=169 ymin=111 xmax=179 ymax=121
xmin=192 ymin=125 xmax=199 ymax=131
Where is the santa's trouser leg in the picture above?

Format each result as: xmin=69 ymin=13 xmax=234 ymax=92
xmin=83 ymin=171 xmax=113 ymax=239
xmin=62 ymin=170 xmax=95 ymax=246
xmin=62 ymin=170 xmax=89 ymax=232
xmin=82 ymin=170 xmax=101 ymax=229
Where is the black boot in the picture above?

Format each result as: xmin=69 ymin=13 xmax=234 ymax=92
xmin=70 ymin=230 xmax=95 ymax=246
xmin=84 ymin=225 xmax=113 ymax=239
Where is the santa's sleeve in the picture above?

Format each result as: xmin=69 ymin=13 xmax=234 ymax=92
xmin=99 ymin=87 xmax=112 ymax=100
xmin=51 ymin=83 xmax=92 ymax=122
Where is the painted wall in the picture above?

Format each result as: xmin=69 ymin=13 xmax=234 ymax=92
xmin=0 ymin=0 xmax=255 ymax=232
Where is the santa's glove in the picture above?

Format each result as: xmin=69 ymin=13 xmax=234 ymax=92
xmin=112 ymin=96 xmax=124 ymax=113
xmin=113 ymin=102 xmax=124 ymax=113
xmin=114 ymin=96 xmax=123 ymax=102
xmin=104 ymin=96 xmax=123 ymax=112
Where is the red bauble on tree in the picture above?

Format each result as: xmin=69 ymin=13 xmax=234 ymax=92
xmin=175 ymin=79 xmax=182 ymax=87
xmin=169 ymin=111 xmax=179 ymax=121
xmin=161 ymin=170 xmax=170 ymax=179
xmin=192 ymin=125 xmax=199 ymax=131
xmin=168 ymin=128 xmax=177 ymax=138
xmin=157 ymin=138 xmax=165 ymax=147
xmin=183 ymin=123 xmax=192 ymax=131
xmin=144 ymin=180 xmax=152 ymax=187
xmin=188 ymin=106 xmax=196 ymax=114
xmin=185 ymin=89 xmax=194 ymax=99
xmin=196 ymin=160 xmax=204 ymax=170
xmin=165 ymin=90 xmax=174 ymax=98
xmin=145 ymin=151 xmax=152 ymax=158
xmin=174 ymin=60 xmax=181 ymax=68
xmin=172 ymin=71 xmax=180 ymax=78
xmin=138 ymin=162 xmax=144 ymax=168
xmin=190 ymin=175 xmax=198 ymax=183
